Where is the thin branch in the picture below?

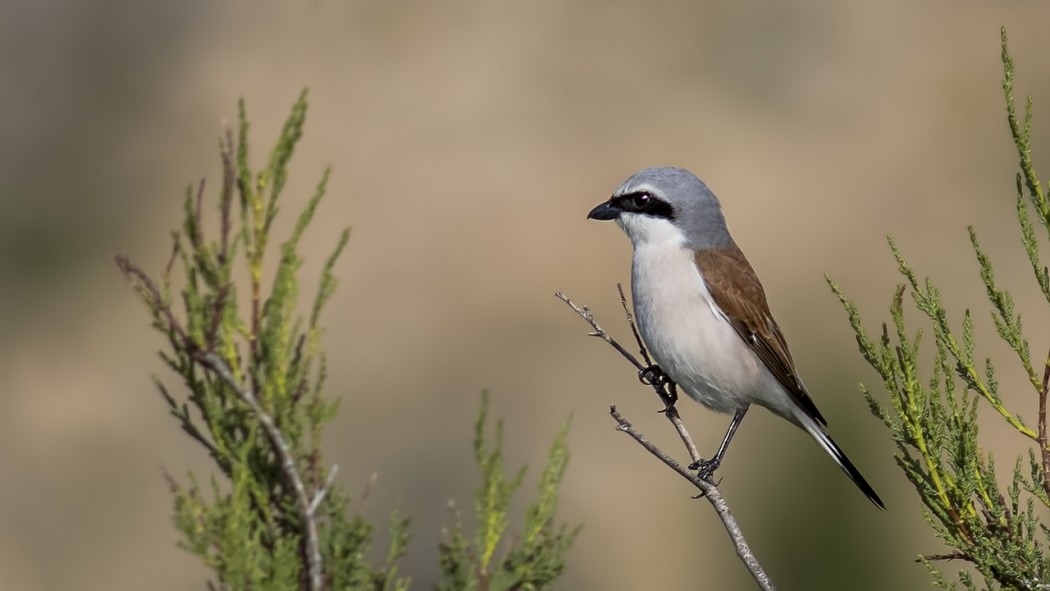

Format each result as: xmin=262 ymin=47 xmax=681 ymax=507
xmin=1040 ymin=345 xmax=1050 ymax=499
xmin=614 ymin=283 xmax=680 ymax=411
xmin=617 ymin=283 xmax=653 ymax=368
xmin=610 ymin=406 xmax=775 ymax=591
xmin=661 ymin=404 xmax=703 ymax=466
xmin=194 ymin=178 xmax=206 ymax=245
xmin=920 ymin=552 xmax=976 ymax=564
xmin=555 ymin=292 xmax=645 ymax=373
xmin=114 ymin=255 xmax=188 ymax=343
xmin=197 ymin=351 xmax=324 ymax=591
xmin=220 ymin=127 xmax=235 ymax=263
xmin=309 ymin=464 xmax=340 ymax=515
xmin=556 ymin=291 xmax=693 ymax=449
xmin=164 ymin=233 xmax=180 ymax=279
xmin=555 ymin=291 xmax=677 ymax=404
xmin=556 ymin=290 xmax=773 ymax=590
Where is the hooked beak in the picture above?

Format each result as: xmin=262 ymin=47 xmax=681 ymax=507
xmin=587 ymin=200 xmax=620 ymax=221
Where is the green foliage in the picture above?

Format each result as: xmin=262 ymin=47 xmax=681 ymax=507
xmin=118 ymin=89 xmax=407 ymax=591
xmin=117 ymin=92 xmax=577 ymax=590
xmin=826 ymin=29 xmax=1050 ymax=589
xmin=437 ymin=392 xmax=580 ymax=591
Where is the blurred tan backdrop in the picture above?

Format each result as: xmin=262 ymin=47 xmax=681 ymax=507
xmin=3 ymin=1 xmax=1050 ymax=589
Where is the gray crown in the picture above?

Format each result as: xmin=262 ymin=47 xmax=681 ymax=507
xmin=615 ymin=167 xmax=736 ymax=250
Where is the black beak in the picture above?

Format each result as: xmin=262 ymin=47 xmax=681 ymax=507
xmin=587 ymin=200 xmax=620 ymax=221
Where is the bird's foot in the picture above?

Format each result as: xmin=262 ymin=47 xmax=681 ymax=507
xmin=638 ymin=364 xmax=668 ymax=387
xmin=638 ymin=365 xmax=678 ymax=409
xmin=689 ymin=456 xmax=721 ymax=483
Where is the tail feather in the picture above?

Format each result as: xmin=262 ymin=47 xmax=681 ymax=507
xmin=801 ymin=416 xmax=885 ymax=509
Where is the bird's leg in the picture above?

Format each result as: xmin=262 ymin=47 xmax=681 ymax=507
xmin=690 ymin=407 xmax=749 ymax=481
xmin=664 ymin=381 xmax=678 ymax=408
xmin=638 ymin=364 xmax=668 ymax=387
xmin=638 ymin=364 xmax=678 ymax=407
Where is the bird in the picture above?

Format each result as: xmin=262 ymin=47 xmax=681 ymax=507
xmin=587 ymin=166 xmax=884 ymax=508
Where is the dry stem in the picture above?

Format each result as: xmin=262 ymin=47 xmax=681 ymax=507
xmin=555 ymin=288 xmax=775 ymax=591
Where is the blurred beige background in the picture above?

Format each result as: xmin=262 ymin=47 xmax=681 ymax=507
xmin=3 ymin=1 xmax=1050 ymax=589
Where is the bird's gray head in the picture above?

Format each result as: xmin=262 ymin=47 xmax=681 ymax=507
xmin=587 ymin=167 xmax=735 ymax=250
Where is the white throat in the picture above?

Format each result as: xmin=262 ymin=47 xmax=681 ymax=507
xmin=615 ymin=213 xmax=687 ymax=249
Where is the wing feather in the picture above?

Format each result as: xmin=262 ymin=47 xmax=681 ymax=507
xmin=694 ymin=248 xmax=827 ymax=426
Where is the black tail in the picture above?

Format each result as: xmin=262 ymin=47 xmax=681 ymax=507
xmin=804 ymin=417 xmax=885 ymax=509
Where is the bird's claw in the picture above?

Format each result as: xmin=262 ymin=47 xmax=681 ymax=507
xmin=689 ymin=457 xmax=721 ymax=482
xmin=639 ymin=365 xmax=679 ymax=409
xmin=689 ymin=460 xmax=723 ymax=499
xmin=638 ymin=364 xmax=668 ymax=387
xmin=638 ymin=365 xmax=679 ymax=410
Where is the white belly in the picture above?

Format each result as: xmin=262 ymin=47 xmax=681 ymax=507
xmin=631 ymin=242 xmax=778 ymax=414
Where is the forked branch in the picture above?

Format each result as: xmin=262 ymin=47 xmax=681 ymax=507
xmin=555 ymin=287 xmax=775 ymax=591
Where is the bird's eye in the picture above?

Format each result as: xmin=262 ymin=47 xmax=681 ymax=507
xmin=630 ymin=192 xmax=652 ymax=209
xmin=612 ymin=191 xmax=674 ymax=219
xmin=613 ymin=192 xmax=676 ymax=219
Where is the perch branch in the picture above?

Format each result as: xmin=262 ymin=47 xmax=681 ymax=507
xmin=555 ymin=289 xmax=774 ymax=590
xmin=614 ymin=283 xmax=700 ymax=462
xmin=555 ymin=290 xmax=645 ymax=373
xmin=617 ymin=283 xmax=653 ymax=368
xmin=610 ymin=406 xmax=775 ymax=591
xmin=556 ymin=290 xmax=703 ymax=463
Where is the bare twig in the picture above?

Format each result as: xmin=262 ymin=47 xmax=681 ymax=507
xmin=661 ymin=405 xmax=703 ymax=466
xmin=556 ymin=290 xmax=774 ymax=590
xmin=114 ymin=255 xmax=189 ymax=343
xmin=919 ymin=552 xmax=976 ymax=563
xmin=555 ymin=292 xmax=645 ymax=373
xmin=164 ymin=233 xmax=180 ymax=279
xmin=610 ymin=407 xmax=775 ymax=591
xmin=614 ymin=283 xmax=679 ymax=410
xmin=616 ymin=283 xmax=653 ymax=368
xmin=556 ymin=291 xmax=700 ymax=459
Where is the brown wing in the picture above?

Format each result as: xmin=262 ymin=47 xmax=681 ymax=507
xmin=694 ymin=247 xmax=827 ymax=427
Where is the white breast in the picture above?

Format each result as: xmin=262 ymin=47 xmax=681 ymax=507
xmin=631 ymin=240 xmax=772 ymax=414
